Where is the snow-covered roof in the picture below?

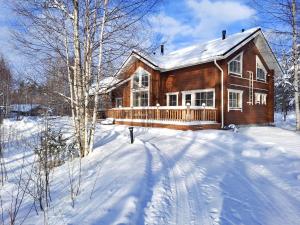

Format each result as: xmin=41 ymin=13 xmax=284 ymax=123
xmin=120 ymin=27 xmax=281 ymax=76
xmin=89 ymin=76 xmax=121 ymax=95
xmin=152 ymin=27 xmax=261 ymax=70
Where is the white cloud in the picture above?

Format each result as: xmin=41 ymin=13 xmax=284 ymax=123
xmin=149 ymin=12 xmax=194 ymax=43
xmin=187 ymin=0 xmax=255 ymax=23
xmin=149 ymin=0 xmax=256 ymax=50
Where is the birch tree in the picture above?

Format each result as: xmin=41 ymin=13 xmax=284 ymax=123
xmin=251 ymin=0 xmax=300 ymax=130
xmin=12 ymin=0 xmax=159 ymax=156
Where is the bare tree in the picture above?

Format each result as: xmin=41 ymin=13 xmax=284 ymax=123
xmin=0 ymin=55 xmax=13 ymax=117
xmin=251 ymin=0 xmax=300 ymax=129
xmin=12 ymin=0 xmax=160 ymax=156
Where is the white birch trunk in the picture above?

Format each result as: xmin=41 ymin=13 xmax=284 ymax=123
xmin=89 ymin=0 xmax=108 ymax=153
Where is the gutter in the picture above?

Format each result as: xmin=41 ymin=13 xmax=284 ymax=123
xmin=214 ymin=58 xmax=224 ymax=128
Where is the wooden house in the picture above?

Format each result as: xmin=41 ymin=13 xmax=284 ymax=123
xmin=104 ymin=27 xmax=281 ymax=130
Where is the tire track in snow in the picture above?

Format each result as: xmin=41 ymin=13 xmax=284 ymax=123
xmin=140 ymin=135 xmax=218 ymax=225
xmin=143 ymin=141 xmax=195 ymax=225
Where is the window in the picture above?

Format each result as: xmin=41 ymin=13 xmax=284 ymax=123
xmin=166 ymin=92 xmax=178 ymax=106
xmin=140 ymin=91 xmax=148 ymax=106
xmin=185 ymin=94 xmax=191 ymax=105
xmin=228 ymin=53 xmax=243 ymax=76
xmin=133 ymin=92 xmax=140 ymax=107
xmin=169 ymin=95 xmax=177 ymax=106
xmin=141 ymin=73 xmax=149 ymax=87
xmin=131 ymin=67 xmax=150 ymax=107
xmin=256 ymin=56 xmax=267 ymax=81
xmin=195 ymin=91 xmax=214 ymax=107
xmin=228 ymin=89 xmax=243 ymax=111
xmin=115 ymin=98 xmax=122 ymax=107
xmin=182 ymin=89 xmax=215 ymax=107
xmin=255 ymin=92 xmax=267 ymax=105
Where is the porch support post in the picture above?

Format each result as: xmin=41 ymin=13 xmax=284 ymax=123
xmin=156 ymin=103 xmax=160 ymax=120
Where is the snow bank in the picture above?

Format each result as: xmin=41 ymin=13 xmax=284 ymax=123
xmin=0 ymin=117 xmax=300 ymax=225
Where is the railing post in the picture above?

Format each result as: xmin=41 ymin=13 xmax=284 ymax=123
xmin=131 ymin=106 xmax=133 ymax=120
xmin=202 ymin=103 xmax=206 ymax=121
xmin=156 ymin=103 xmax=160 ymax=120
xmin=186 ymin=103 xmax=191 ymax=122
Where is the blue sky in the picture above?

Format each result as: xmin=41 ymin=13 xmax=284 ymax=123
xmin=151 ymin=0 xmax=256 ymax=52
xmin=0 ymin=0 xmax=257 ymax=74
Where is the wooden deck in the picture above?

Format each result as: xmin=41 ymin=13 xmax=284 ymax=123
xmin=106 ymin=106 xmax=219 ymax=130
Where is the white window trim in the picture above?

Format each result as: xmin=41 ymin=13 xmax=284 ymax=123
xmin=166 ymin=92 xmax=179 ymax=106
xmin=256 ymin=55 xmax=267 ymax=82
xmin=255 ymin=92 xmax=267 ymax=105
xmin=181 ymin=88 xmax=215 ymax=108
xmin=115 ymin=97 xmax=123 ymax=107
xmin=228 ymin=52 xmax=243 ymax=77
xmin=130 ymin=67 xmax=150 ymax=107
xmin=228 ymin=89 xmax=243 ymax=112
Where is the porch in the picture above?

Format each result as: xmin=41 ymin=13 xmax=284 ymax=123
xmin=106 ymin=106 xmax=220 ymax=130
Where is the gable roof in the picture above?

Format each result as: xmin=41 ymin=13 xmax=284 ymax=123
xmin=120 ymin=27 xmax=281 ymax=75
xmin=152 ymin=27 xmax=261 ymax=71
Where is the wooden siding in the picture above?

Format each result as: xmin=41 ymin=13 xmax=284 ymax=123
xmin=221 ymin=40 xmax=274 ymax=125
xmin=109 ymin=39 xmax=275 ymax=127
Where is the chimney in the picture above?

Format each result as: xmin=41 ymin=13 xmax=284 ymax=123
xmin=242 ymin=28 xmax=245 ymax=32
xmin=160 ymin=44 xmax=164 ymax=55
xmin=222 ymin=30 xmax=226 ymax=40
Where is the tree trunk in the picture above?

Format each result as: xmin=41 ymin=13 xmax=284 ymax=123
xmin=292 ymin=0 xmax=300 ymax=130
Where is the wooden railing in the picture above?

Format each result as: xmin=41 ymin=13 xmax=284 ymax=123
xmin=106 ymin=106 xmax=217 ymax=122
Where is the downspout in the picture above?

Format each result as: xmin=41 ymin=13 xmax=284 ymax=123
xmin=214 ymin=58 xmax=224 ymax=128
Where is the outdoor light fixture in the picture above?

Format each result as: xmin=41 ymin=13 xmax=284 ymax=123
xmin=128 ymin=127 xmax=134 ymax=144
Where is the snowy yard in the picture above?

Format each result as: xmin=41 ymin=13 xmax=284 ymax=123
xmin=1 ymin=114 xmax=300 ymax=225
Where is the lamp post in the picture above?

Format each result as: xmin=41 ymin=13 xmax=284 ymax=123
xmin=128 ymin=126 xmax=134 ymax=144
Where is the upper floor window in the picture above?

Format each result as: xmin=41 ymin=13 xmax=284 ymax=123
xmin=132 ymin=68 xmax=149 ymax=90
xmin=256 ymin=56 xmax=267 ymax=81
xmin=228 ymin=53 xmax=243 ymax=76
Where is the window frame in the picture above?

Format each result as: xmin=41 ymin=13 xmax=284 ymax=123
xmin=255 ymin=92 xmax=267 ymax=105
xmin=115 ymin=97 xmax=123 ymax=107
xmin=130 ymin=67 xmax=150 ymax=107
xmin=181 ymin=88 xmax=215 ymax=108
xmin=166 ymin=92 xmax=179 ymax=106
xmin=228 ymin=52 xmax=243 ymax=77
xmin=256 ymin=55 xmax=267 ymax=82
xmin=228 ymin=89 xmax=243 ymax=111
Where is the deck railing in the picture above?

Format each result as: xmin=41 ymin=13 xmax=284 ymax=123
xmin=106 ymin=106 xmax=217 ymax=122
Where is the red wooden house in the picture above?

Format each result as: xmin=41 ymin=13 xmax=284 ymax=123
xmin=105 ymin=27 xmax=281 ymax=130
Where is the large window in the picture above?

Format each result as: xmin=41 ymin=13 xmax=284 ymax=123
xmin=131 ymin=67 xmax=150 ymax=107
xmin=228 ymin=53 xmax=243 ymax=76
xmin=166 ymin=92 xmax=178 ymax=106
xmin=256 ymin=56 xmax=267 ymax=81
xmin=195 ymin=91 xmax=214 ymax=107
xmin=228 ymin=89 xmax=243 ymax=111
xmin=182 ymin=89 xmax=215 ymax=107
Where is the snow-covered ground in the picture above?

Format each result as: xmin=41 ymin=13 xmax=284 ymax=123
xmin=0 ymin=113 xmax=300 ymax=225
